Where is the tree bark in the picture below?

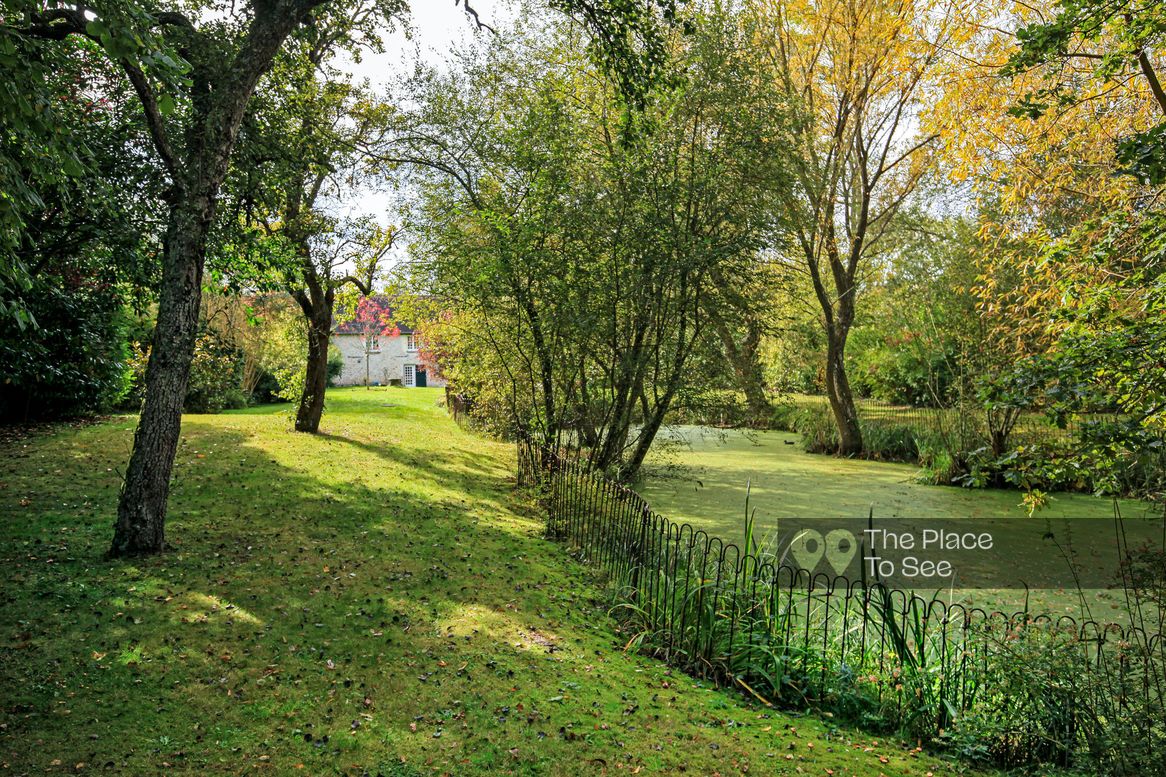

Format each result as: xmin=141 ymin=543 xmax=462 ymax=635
xmin=824 ymin=327 xmax=862 ymax=456
xmin=708 ymin=310 xmax=770 ymax=426
xmin=620 ymin=387 xmax=672 ymax=480
xmin=110 ymin=0 xmax=328 ymax=556
xmin=110 ymin=197 xmax=209 ymax=555
xmin=618 ymin=323 xmax=700 ymax=480
xmin=296 ymin=302 xmax=332 ymax=432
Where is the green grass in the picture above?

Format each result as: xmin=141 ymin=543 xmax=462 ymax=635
xmin=638 ymin=426 xmax=1159 ymax=617
xmin=0 ymin=388 xmax=1005 ymax=776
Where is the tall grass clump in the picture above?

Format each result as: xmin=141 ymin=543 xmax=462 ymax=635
xmin=915 ymin=430 xmax=964 ymax=484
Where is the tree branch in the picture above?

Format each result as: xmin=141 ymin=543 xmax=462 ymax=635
xmin=121 ymin=63 xmax=181 ymax=176
xmin=22 ymin=8 xmax=183 ymax=176
xmin=456 ymin=0 xmax=496 ymax=34
xmin=338 ymin=275 xmax=373 ymax=295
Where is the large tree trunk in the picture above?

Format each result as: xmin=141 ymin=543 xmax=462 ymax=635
xmin=107 ymin=1 xmax=327 ymax=556
xmin=824 ymin=328 xmax=862 ymax=456
xmin=296 ymin=304 xmax=332 ymax=432
xmin=111 ymin=198 xmax=209 ymax=555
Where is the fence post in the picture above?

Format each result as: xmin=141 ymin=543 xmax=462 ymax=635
xmin=629 ymin=505 xmax=650 ymax=604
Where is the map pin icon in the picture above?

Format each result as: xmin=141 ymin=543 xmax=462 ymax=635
xmin=790 ymin=529 xmax=825 ymax=572
xmin=825 ymin=529 xmax=858 ymax=575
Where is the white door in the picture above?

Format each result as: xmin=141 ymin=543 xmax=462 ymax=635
xmin=403 ymin=364 xmax=416 ymax=387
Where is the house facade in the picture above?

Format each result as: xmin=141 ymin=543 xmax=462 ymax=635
xmin=331 ymin=314 xmax=445 ymax=389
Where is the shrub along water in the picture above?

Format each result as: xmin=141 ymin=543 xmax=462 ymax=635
xmin=519 ymin=436 xmax=1165 ymax=772
xmin=770 ymin=400 xmax=1165 ymax=499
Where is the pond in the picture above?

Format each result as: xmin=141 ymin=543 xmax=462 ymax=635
xmin=637 ymin=426 xmax=1162 ymax=620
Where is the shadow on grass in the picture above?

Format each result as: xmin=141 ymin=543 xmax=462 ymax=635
xmin=0 ymin=419 xmax=587 ymax=774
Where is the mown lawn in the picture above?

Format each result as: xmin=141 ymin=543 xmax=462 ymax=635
xmin=1 ymin=388 xmax=1004 ymax=776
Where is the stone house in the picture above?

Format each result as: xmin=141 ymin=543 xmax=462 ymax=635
xmin=330 ymin=307 xmax=445 ymax=388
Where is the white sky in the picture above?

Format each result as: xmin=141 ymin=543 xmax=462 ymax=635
xmin=333 ymin=0 xmax=518 ymax=263
xmin=360 ymin=0 xmax=513 ymax=80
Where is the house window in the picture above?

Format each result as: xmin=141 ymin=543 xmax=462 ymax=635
xmin=404 ymin=364 xmax=416 ymax=388
xmin=406 ymin=333 xmax=419 ymax=352
xmin=366 ymin=333 xmax=380 ymax=352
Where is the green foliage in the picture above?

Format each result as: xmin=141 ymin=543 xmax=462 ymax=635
xmin=257 ymin=306 xmax=310 ymax=403
xmin=325 ymin=347 xmax=343 ymax=386
xmin=764 ymin=317 xmax=825 ymax=394
xmin=790 ymin=404 xmax=838 ymax=454
xmin=766 ymin=401 xmax=800 ymax=432
xmin=0 ymin=1 xmax=180 ymax=327
xmin=783 ymin=403 xmax=922 ymax=462
xmin=844 ymin=216 xmax=983 ymax=409
xmin=183 ymin=329 xmax=245 ymax=414
xmin=946 ymin=620 xmax=1166 ymax=773
xmin=126 ymin=327 xmax=247 ymax=415
xmin=859 ymin=422 xmax=920 ymax=462
xmin=549 ymin=0 xmax=687 ymax=132
xmin=979 ymin=212 xmax=1166 ymax=502
xmin=1005 ymin=0 xmax=1166 ymax=183
xmin=249 ymin=302 xmax=342 ymax=402
xmin=406 ymin=9 xmax=791 ymax=476
xmin=849 ymin=327 xmax=954 ymax=407
xmin=0 ymin=275 xmax=132 ymax=421
xmin=915 ymin=432 xmax=962 ymax=485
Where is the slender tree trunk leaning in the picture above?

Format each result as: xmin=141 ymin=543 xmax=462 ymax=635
xmin=825 ymin=329 xmax=863 ymax=456
xmin=620 ymin=387 xmax=673 ymax=479
xmin=619 ymin=330 xmax=700 ymax=479
xmin=618 ymin=288 xmax=702 ymax=480
xmin=296 ymin=304 xmax=333 ymax=433
xmin=800 ymin=215 xmax=865 ymax=458
xmin=110 ymin=199 xmax=209 ymax=555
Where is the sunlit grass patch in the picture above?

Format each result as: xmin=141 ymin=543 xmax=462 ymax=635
xmin=1 ymin=388 xmax=1011 ymax=775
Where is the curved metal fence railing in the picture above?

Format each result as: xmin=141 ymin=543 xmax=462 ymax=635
xmin=517 ymin=434 xmax=1165 ymax=771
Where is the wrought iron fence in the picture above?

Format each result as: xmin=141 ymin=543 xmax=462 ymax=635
xmin=517 ymin=434 xmax=1165 ymax=770
xmin=445 ymin=387 xmax=473 ymax=426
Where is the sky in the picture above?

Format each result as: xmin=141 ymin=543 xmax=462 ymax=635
xmin=351 ymin=0 xmax=513 ymax=85
xmin=333 ymin=0 xmax=517 ymax=256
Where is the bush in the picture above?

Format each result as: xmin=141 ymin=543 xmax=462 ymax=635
xmin=788 ymin=404 xmax=922 ymax=462
xmin=860 ymin=421 xmax=918 ymax=461
xmin=793 ymin=404 xmax=838 ymax=453
xmin=915 ymin=431 xmax=964 ymax=485
xmin=767 ymin=402 xmax=800 ymax=432
xmin=249 ymin=369 xmax=285 ymax=404
xmin=943 ymin=615 xmax=1166 ymax=773
xmin=183 ymin=329 xmax=244 ymax=414
xmin=326 ymin=347 xmax=344 ymax=387
xmin=849 ymin=334 xmax=954 ymax=408
xmin=222 ymin=388 xmax=249 ymax=410
xmin=0 ymin=281 xmax=133 ymax=422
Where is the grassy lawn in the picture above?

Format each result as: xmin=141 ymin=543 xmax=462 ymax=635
xmin=638 ymin=426 xmax=1159 ymax=618
xmin=0 ymin=388 xmax=1003 ymax=776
